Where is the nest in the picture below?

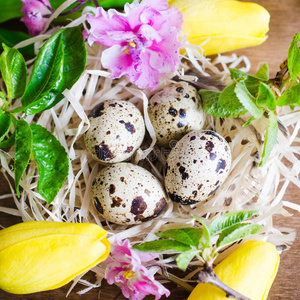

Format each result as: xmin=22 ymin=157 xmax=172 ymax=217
xmin=0 ymin=4 xmax=300 ymax=295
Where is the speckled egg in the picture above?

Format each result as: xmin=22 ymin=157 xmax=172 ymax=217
xmin=148 ymin=82 xmax=206 ymax=147
xmin=164 ymin=130 xmax=231 ymax=205
xmin=91 ymin=163 xmax=168 ymax=225
xmin=84 ymin=99 xmax=145 ymax=164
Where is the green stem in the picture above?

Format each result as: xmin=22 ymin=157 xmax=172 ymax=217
xmin=162 ymin=273 xmax=194 ymax=292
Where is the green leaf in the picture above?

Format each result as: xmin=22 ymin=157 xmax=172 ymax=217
xmin=0 ymin=28 xmax=35 ymax=57
xmin=209 ymin=210 xmax=258 ymax=236
xmin=230 ymin=68 xmax=266 ymax=96
xmin=254 ymin=63 xmax=269 ymax=81
xmin=0 ymin=111 xmax=11 ymax=142
xmin=0 ymin=0 xmax=23 ymax=24
xmin=200 ymin=90 xmax=232 ymax=118
xmin=259 ymin=111 xmax=278 ymax=167
xmin=14 ymin=120 xmax=32 ymax=197
xmin=219 ymin=83 xmax=248 ymax=117
xmin=277 ymin=85 xmax=300 ymax=107
xmin=176 ymin=249 xmax=199 ymax=271
xmin=0 ymin=44 xmax=27 ymax=99
xmin=31 ymin=124 xmax=68 ymax=204
xmin=192 ymin=216 xmax=211 ymax=247
xmin=242 ymin=116 xmax=255 ymax=127
xmin=22 ymin=27 xmax=87 ymax=115
xmin=0 ymin=132 xmax=15 ymax=149
xmin=133 ymin=240 xmax=192 ymax=252
xmin=156 ymin=228 xmax=202 ymax=248
xmin=0 ymin=91 xmax=7 ymax=110
xmin=287 ymin=33 xmax=300 ymax=80
xmin=50 ymin=0 xmax=134 ymax=10
xmin=216 ymin=223 xmax=263 ymax=249
xmin=256 ymin=82 xmax=276 ymax=111
xmin=234 ymin=82 xmax=265 ymax=119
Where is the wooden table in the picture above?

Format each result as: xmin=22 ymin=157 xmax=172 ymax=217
xmin=0 ymin=0 xmax=299 ymax=299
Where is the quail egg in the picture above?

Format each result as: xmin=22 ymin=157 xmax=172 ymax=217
xmin=164 ymin=130 xmax=231 ymax=205
xmin=148 ymin=82 xmax=206 ymax=147
xmin=92 ymin=163 xmax=168 ymax=225
xmin=84 ymin=99 xmax=145 ymax=164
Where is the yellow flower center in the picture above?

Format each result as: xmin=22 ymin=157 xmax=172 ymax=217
xmin=126 ymin=41 xmax=137 ymax=55
xmin=123 ymin=270 xmax=134 ymax=279
xmin=129 ymin=41 xmax=136 ymax=48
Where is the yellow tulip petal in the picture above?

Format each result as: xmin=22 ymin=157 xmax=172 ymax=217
xmin=0 ymin=222 xmax=110 ymax=294
xmin=188 ymin=241 xmax=279 ymax=300
xmin=169 ymin=0 xmax=270 ymax=55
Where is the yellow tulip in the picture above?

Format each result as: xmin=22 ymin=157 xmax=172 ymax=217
xmin=188 ymin=241 xmax=279 ymax=300
xmin=169 ymin=0 xmax=270 ymax=55
xmin=0 ymin=221 xmax=110 ymax=294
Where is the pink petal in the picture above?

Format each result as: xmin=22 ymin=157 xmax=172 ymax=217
xmin=86 ymin=7 xmax=132 ymax=47
xmin=133 ymin=51 xmax=160 ymax=90
xmin=137 ymin=24 xmax=162 ymax=44
xmin=141 ymin=0 xmax=169 ymax=11
xmin=101 ymin=45 xmax=134 ymax=79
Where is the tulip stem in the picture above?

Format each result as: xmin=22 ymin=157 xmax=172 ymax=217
xmin=198 ymin=266 xmax=251 ymax=300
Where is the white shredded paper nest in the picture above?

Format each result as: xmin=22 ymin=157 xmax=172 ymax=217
xmin=1 ymin=3 xmax=300 ymax=295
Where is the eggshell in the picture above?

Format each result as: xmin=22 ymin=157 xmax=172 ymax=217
xmin=164 ymin=130 xmax=231 ymax=205
xmin=91 ymin=163 xmax=168 ymax=225
xmin=148 ymin=82 xmax=205 ymax=147
xmin=84 ymin=99 xmax=145 ymax=164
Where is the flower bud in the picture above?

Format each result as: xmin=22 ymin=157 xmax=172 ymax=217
xmin=169 ymin=0 xmax=270 ymax=55
xmin=188 ymin=241 xmax=279 ymax=300
xmin=21 ymin=0 xmax=53 ymax=36
xmin=0 ymin=221 xmax=110 ymax=294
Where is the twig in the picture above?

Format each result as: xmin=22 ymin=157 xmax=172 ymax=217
xmin=198 ymin=267 xmax=251 ymax=300
xmin=161 ymin=273 xmax=194 ymax=292
xmin=60 ymin=0 xmax=89 ymax=16
xmin=93 ymin=0 xmax=100 ymax=7
xmin=269 ymin=59 xmax=289 ymax=89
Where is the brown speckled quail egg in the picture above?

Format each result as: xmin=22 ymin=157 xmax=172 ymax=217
xmin=84 ymin=99 xmax=145 ymax=164
xmin=91 ymin=163 xmax=168 ymax=225
xmin=164 ymin=130 xmax=231 ymax=205
xmin=148 ymin=82 xmax=206 ymax=147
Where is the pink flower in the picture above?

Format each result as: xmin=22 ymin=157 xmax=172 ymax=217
xmin=84 ymin=0 xmax=183 ymax=90
xmin=21 ymin=0 xmax=53 ymax=36
xmin=104 ymin=238 xmax=170 ymax=300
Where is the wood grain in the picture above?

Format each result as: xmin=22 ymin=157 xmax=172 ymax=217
xmin=0 ymin=0 xmax=299 ymax=299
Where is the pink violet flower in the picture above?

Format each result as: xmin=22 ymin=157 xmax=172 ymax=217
xmin=84 ymin=0 xmax=183 ymax=91
xmin=104 ymin=238 xmax=170 ymax=300
xmin=21 ymin=0 xmax=53 ymax=36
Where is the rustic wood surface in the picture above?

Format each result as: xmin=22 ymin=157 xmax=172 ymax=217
xmin=0 ymin=0 xmax=299 ymax=299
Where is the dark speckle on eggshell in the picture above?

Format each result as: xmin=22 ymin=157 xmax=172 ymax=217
xmin=111 ymin=196 xmax=123 ymax=208
xmin=130 ymin=196 xmax=147 ymax=215
xmin=109 ymin=184 xmax=115 ymax=194
xmin=169 ymin=107 xmax=177 ymax=116
xmin=210 ymin=153 xmax=217 ymax=160
xmin=94 ymin=197 xmax=104 ymax=214
xmin=153 ymin=198 xmax=167 ymax=216
xmin=179 ymin=109 xmax=186 ymax=118
xmin=95 ymin=142 xmax=114 ymax=161
xmin=176 ymin=87 xmax=184 ymax=93
xmin=119 ymin=120 xmax=136 ymax=134
xmin=216 ymin=159 xmax=226 ymax=172
xmin=205 ymin=141 xmax=214 ymax=153
xmin=88 ymin=102 xmax=105 ymax=118
xmin=124 ymin=146 xmax=133 ymax=153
